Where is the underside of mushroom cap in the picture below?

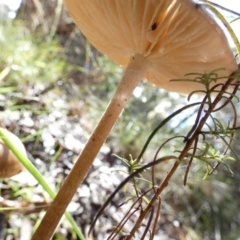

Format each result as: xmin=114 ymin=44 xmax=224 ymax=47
xmin=64 ymin=0 xmax=237 ymax=93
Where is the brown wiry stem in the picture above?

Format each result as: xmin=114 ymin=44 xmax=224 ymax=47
xmin=32 ymin=54 xmax=148 ymax=240
xmin=126 ymin=74 xmax=236 ymax=240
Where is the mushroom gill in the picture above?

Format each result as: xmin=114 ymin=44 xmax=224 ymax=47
xmin=65 ymin=0 xmax=237 ymax=93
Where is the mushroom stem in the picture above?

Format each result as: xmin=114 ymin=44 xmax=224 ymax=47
xmin=32 ymin=53 xmax=148 ymax=240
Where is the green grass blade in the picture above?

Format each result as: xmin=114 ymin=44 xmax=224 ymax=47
xmin=0 ymin=129 xmax=85 ymax=240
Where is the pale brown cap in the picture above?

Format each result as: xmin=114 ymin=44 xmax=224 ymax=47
xmin=0 ymin=128 xmax=26 ymax=178
xmin=64 ymin=0 xmax=237 ymax=93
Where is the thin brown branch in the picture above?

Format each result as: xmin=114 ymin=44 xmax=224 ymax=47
xmin=90 ymin=156 xmax=176 ymax=234
xmin=125 ymin=71 xmax=237 ymax=239
xmin=150 ymin=196 xmax=161 ymax=240
xmin=140 ymin=206 xmax=154 ymax=240
xmin=183 ymin=136 xmax=199 ymax=186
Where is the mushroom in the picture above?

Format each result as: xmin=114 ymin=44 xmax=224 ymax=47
xmin=33 ymin=0 xmax=237 ymax=239
xmin=0 ymin=128 xmax=25 ymax=178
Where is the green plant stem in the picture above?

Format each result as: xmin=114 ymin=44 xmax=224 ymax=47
xmin=0 ymin=129 xmax=84 ymax=240
xmin=32 ymin=53 xmax=148 ymax=240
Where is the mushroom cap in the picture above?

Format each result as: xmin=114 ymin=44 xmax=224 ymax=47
xmin=0 ymin=128 xmax=26 ymax=178
xmin=64 ymin=0 xmax=237 ymax=93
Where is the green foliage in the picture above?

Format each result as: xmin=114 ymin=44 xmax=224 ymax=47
xmin=0 ymin=18 xmax=84 ymax=240
xmin=0 ymin=20 xmax=67 ymax=86
xmin=92 ymin=68 xmax=240 ymax=239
